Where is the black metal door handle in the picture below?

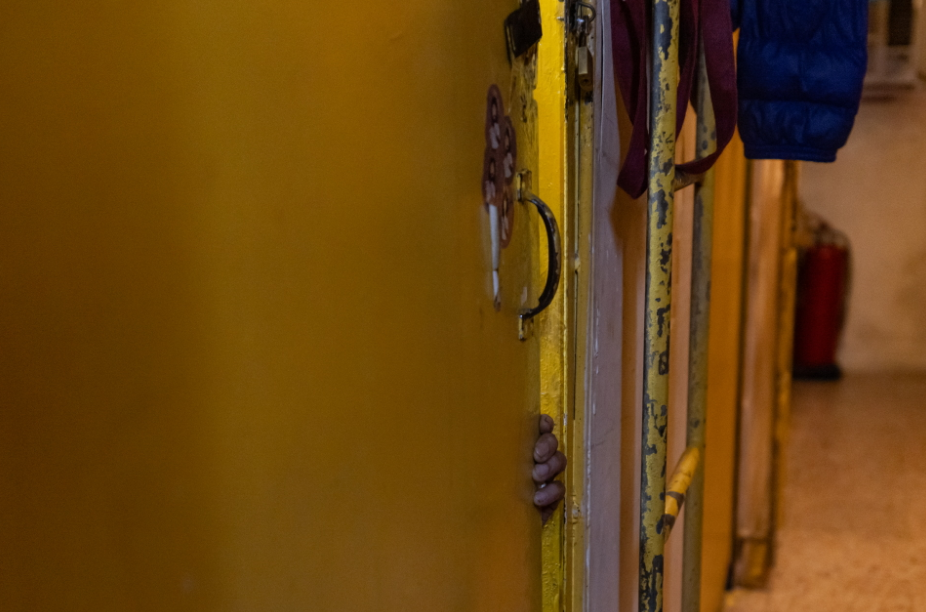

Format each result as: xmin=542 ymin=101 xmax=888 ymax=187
xmin=519 ymin=191 xmax=561 ymax=324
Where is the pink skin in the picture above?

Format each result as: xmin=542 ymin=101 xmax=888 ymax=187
xmin=533 ymin=414 xmax=567 ymax=522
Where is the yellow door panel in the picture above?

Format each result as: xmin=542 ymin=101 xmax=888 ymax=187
xmin=0 ymin=2 xmax=551 ymax=610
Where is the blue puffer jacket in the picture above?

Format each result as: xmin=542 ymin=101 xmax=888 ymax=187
xmin=733 ymin=0 xmax=869 ymax=161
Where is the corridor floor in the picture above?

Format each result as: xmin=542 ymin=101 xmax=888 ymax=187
xmin=725 ymin=374 xmax=926 ymax=612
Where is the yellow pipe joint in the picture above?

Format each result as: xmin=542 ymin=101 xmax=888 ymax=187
xmin=662 ymin=446 xmax=702 ymax=539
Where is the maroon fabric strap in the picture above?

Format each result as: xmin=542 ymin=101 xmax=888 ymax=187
xmin=610 ymin=0 xmax=737 ymax=198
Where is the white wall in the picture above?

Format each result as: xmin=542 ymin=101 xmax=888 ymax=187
xmin=800 ymin=90 xmax=926 ymax=372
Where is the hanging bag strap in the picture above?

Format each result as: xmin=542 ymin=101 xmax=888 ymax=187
xmin=610 ymin=0 xmax=737 ymax=198
xmin=610 ymin=0 xmax=649 ymax=199
xmin=676 ymin=0 xmax=737 ymax=177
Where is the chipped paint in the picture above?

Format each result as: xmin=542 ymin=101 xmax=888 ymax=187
xmin=535 ymin=2 xmax=568 ymax=611
xmin=639 ymin=0 xmax=681 ymax=610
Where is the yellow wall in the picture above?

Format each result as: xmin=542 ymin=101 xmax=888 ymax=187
xmin=0 ymin=1 xmax=556 ymax=610
xmin=701 ymin=132 xmax=749 ymax=612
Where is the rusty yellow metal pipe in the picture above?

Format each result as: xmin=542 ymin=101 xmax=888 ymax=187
xmin=681 ymin=43 xmax=717 ymax=612
xmin=639 ymin=0 xmax=681 ymax=610
xmin=673 ymin=170 xmax=705 ymax=192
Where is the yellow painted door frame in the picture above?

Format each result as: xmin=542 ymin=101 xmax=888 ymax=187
xmin=537 ymin=0 xmax=572 ymax=608
xmin=536 ymin=1 xmax=606 ymax=610
xmin=535 ymin=0 xmax=591 ymax=610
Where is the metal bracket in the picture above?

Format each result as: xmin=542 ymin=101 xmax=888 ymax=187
xmin=505 ymin=0 xmax=543 ymax=60
xmin=673 ymin=168 xmax=705 ymax=192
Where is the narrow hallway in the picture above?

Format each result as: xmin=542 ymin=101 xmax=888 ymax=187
xmin=727 ymin=375 xmax=926 ymax=611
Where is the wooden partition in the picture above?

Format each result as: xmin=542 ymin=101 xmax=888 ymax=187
xmin=733 ymin=161 xmax=800 ymax=587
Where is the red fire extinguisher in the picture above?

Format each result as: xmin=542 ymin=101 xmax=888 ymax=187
xmin=792 ymin=219 xmax=851 ymax=380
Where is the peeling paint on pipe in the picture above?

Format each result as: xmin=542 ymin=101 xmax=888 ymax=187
xmin=639 ymin=0 xmax=681 ymax=610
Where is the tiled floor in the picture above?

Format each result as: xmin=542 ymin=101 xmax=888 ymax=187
xmin=725 ymin=374 xmax=926 ymax=612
